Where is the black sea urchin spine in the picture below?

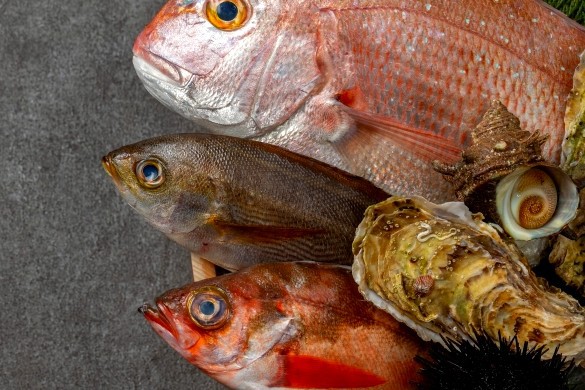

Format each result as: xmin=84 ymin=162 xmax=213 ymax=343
xmin=415 ymin=332 xmax=575 ymax=390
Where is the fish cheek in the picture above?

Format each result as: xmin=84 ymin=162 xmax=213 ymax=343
xmin=168 ymin=191 xmax=213 ymax=232
xmin=251 ymin=33 xmax=323 ymax=131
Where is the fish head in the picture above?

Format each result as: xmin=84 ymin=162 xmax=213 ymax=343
xmin=140 ymin=269 xmax=299 ymax=383
xmin=140 ymin=283 xmax=242 ymax=372
xmin=102 ymin=135 xmax=217 ymax=235
xmin=133 ymin=0 xmax=325 ymax=137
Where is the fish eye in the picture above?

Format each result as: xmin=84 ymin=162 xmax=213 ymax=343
xmin=205 ymin=0 xmax=250 ymax=30
xmin=136 ymin=159 xmax=165 ymax=189
xmin=188 ymin=287 xmax=230 ymax=329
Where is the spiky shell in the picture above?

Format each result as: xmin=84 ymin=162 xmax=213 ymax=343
xmin=434 ymin=101 xmax=578 ymax=240
xmin=352 ymin=196 xmax=585 ymax=362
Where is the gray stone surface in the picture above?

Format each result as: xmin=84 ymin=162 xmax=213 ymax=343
xmin=0 ymin=1 xmax=224 ymax=388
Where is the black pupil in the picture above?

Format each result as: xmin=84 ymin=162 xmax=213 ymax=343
xmin=216 ymin=1 xmax=238 ymax=21
xmin=142 ymin=164 xmax=159 ymax=181
xmin=199 ymin=300 xmax=216 ymax=316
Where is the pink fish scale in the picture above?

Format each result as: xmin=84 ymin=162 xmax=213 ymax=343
xmin=328 ymin=0 xmax=584 ymax=162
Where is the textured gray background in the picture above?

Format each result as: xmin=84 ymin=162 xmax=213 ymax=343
xmin=0 ymin=1 xmax=224 ymax=388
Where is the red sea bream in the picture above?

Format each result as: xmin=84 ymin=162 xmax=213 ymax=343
xmin=132 ymin=0 xmax=585 ymax=202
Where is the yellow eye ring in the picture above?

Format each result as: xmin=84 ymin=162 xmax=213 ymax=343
xmin=205 ymin=0 xmax=250 ymax=31
xmin=187 ymin=286 xmax=230 ymax=329
xmin=135 ymin=159 xmax=165 ymax=189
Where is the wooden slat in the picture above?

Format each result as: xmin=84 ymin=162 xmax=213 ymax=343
xmin=191 ymin=253 xmax=217 ymax=281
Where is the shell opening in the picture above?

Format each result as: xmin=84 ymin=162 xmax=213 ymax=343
xmin=510 ymin=168 xmax=557 ymax=229
xmin=496 ymin=166 xmax=578 ymax=240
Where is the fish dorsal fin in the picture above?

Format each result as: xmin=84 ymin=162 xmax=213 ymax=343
xmin=341 ymin=104 xmax=462 ymax=163
xmin=281 ymin=354 xmax=386 ymax=388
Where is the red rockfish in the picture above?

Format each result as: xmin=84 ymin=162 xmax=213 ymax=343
xmin=140 ymin=262 xmax=426 ymax=389
xmin=133 ymin=0 xmax=585 ymax=202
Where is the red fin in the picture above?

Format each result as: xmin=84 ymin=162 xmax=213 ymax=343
xmin=281 ymin=355 xmax=386 ymax=388
xmin=209 ymin=216 xmax=325 ymax=244
xmin=342 ymin=105 xmax=462 ymax=163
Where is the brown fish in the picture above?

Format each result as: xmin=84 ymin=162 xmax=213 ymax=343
xmin=102 ymin=133 xmax=389 ymax=271
xmin=132 ymin=0 xmax=585 ymax=202
xmin=140 ymin=261 xmax=426 ymax=389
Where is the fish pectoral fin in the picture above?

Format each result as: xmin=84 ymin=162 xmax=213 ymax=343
xmin=209 ymin=217 xmax=325 ymax=244
xmin=279 ymin=354 xmax=386 ymax=388
xmin=340 ymin=104 xmax=462 ymax=163
xmin=241 ymin=315 xmax=299 ymax=366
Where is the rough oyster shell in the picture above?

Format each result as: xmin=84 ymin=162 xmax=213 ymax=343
xmin=549 ymin=235 xmax=585 ymax=299
xmin=352 ymin=196 xmax=585 ymax=362
xmin=563 ymin=51 xmax=585 ymax=186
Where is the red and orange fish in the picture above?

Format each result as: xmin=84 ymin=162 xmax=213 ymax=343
xmin=141 ymin=262 xmax=427 ymax=389
xmin=133 ymin=0 xmax=585 ymax=202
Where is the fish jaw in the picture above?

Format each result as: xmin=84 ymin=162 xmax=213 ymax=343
xmin=132 ymin=54 xmax=192 ymax=88
xmin=101 ymin=153 xmax=133 ymax=198
xmin=101 ymin=155 xmax=122 ymax=188
xmin=140 ymin=302 xmax=181 ymax=349
xmin=140 ymin=300 xmax=203 ymax=360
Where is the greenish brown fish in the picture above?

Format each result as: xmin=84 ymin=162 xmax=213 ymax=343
xmin=102 ymin=133 xmax=389 ymax=270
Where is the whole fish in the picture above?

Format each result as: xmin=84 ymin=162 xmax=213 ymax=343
xmin=102 ymin=133 xmax=389 ymax=271
xmin=140 ymin=261 xmax=426 ymax=389
xmin=132 ymin=0 xmax=585 ymax=202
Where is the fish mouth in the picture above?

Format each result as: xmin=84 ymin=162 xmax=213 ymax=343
xmin=139 ymin=301 xmax=178 ymax=341
xmin=132 ymin=54 xmax=192 ymax=88
xmin=101 ymin=155 xmax=123 ymax=187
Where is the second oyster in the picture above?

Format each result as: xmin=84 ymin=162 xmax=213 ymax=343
xmin=352 ymin=196 xmax=585 ymax=362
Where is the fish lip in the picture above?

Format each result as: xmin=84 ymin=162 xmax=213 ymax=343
xmin=101 ymin=154 xmax=124 ymax=187
xmin=140 ymin=301 xmax=178 ymax=341
xmin=132 ymin=53 xmax=191 ymax=88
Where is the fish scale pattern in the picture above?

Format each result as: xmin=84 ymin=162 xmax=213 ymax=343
xmin=328 ymin=1 xmax=579 ymax=162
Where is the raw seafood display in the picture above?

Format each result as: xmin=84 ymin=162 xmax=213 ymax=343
xmin=101 ymin=0 xmax=585 ymax=388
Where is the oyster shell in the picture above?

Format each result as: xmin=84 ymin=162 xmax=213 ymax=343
xmin=352 ymin=196 xmax=585 ymax=362
xmin=434 ymin=101 xmax=578 ymax=241
xmin=549 ymin=235 xmax=585 ymax=299
xmin=566 ymin=188 xmax=585 ymax=239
